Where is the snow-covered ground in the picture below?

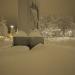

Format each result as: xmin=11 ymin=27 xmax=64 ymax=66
xmin=0 ymin=37 xmax=75 ymax=75
xmin=45 ymin=37 xmax=75 ymax=41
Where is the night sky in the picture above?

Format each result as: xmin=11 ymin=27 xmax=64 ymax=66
xmin=0 ymin=0 xmax=75 ymax=26
xmin=0 ymin=0 xmax=18 ymax=25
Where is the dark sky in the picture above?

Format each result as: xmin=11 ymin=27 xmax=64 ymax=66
xmin=0 ymin=0 xmax=75 ymax=25
xmin=0 ymin=0 xmax=18 ymax=25
xmin=39 ymin=0 xmax=75 ymax=16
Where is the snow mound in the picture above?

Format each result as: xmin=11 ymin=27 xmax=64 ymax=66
xmin=11 ymin=46 xmax=29 ymax=51
xmin=14 ymin=31 xmax=28 ymax=37
xmin=29 ymin=29 xmax=42 ymax=37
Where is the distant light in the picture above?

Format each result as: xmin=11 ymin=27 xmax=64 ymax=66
xmin=10 ymin=25 xmax=14 ymax=28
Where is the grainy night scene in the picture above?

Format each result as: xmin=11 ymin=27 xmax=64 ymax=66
xmin=0 ymin=0 xmax=75 ymax=75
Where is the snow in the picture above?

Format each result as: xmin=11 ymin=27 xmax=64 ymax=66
xmin=14 ymin=30 xmax=28 ymax=37
xmin=0 ymin=38 xmax=75 ymax=75
xmin=0 ymin=30 xmax=75 ymax=75
xmin=29 ymin=29 xmax=42 ymax=37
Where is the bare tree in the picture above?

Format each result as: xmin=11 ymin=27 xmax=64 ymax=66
xmin=56 ymin=17 xmax=72 ymax=36
xmin=30 ymin=0 xmax=39 ymax=29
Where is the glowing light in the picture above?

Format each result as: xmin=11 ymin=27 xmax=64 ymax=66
xmin=10 ymin=25 xmax=14 ymax=28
